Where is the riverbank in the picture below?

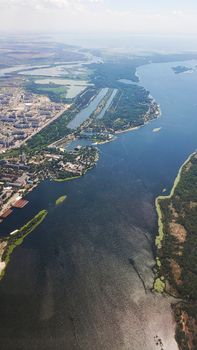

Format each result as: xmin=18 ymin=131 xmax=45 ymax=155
xmin=155 ymin=151 xmax=196 ymax=250
xmin=154 ymin=151 xmax=196 ymax=292
xmin=154 ymin=151 xmax=197 ymax=350
xmin=113 ymin=99 xmax=161 ymax=135
xmin=115 ymin=126 xmax=140 ymax=134
xmin=54 ymin=175 xmax=82 ymax=182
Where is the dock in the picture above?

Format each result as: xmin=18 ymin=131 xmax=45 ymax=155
xmin=12 ymin=199 xmax=29 ymax=208
xmin=0 ymin=208 xmax=13 ymax=219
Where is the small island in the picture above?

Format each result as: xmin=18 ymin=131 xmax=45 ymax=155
xmin=154 ymin=153 xmax=197 ymax=350
xmin=56 ymin=195 xmax=67 ymax=205
xmin=172 ymin=65 xmax=193 ymax=74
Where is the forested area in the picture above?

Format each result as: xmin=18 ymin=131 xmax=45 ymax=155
xmin=89 ymin=58 xmax=156 ymax=131
xmin=158 ymin=155 xmax=197 ymax=350
xmin=102 ymin=86 xmax=151 ymax=130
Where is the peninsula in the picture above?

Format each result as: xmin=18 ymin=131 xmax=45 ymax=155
xmin=0 ymin=209 xmax=48 ymax=280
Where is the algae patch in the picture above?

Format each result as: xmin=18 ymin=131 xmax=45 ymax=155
xmin=153 ymin=277 xmax=166 ymax=293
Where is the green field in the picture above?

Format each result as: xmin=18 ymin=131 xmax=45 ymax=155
xmin=27 ymin=82 xmax=68 ymax=102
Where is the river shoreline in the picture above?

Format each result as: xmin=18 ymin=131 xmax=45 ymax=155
xmin=155 ymin=151 xmax=196 ymax=250
xmin=153 ymin=151 xmax=196 ymax=293
xmin=154 ymin=151 xmax=197 ymax=349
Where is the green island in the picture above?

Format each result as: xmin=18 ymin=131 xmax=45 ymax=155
xmin=154 ymin=153 xmax=197 ymax=350
xmin=56 ymin=195 xmax=67 ymax=205
xmin=172 ymin=66 xmax=193 ymax=74
xmin=0 ymin=210 xmax=48 ymax=280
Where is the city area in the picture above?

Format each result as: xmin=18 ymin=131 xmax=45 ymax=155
xmin=0 ymin=145 xmax=99 ymax=222
xmin=0 ymin=86 xmax=68 ymax=151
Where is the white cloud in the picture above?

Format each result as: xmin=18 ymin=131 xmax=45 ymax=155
xmin=0 ymin=0 xmax=104 ymax=10
xmin=172 ymin=10 xmax=184 ymax=16
xmin=0 ymin=0 xmax=197 ymax=36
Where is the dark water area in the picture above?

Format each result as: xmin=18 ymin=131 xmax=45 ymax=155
xmin=67 ymin=88 xmax=109 ymax=129
xmin=97 ymin=89 xmax=118 ymax=119
xmin=64 ymin=138 xmax=92 ymax=151
xmin=0 ymin=60 xmax=197 ymax=350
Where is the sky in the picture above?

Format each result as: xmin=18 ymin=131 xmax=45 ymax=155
xmin=0 ymin=0 xmax=197 ymax=36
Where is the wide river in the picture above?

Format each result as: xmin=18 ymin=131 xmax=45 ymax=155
xmin=0 ymin=60 xmax=197 ymax=350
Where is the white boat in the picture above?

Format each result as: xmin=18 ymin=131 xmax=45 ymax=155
xmin=10 ymin=229 xmax=19 ymax=236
